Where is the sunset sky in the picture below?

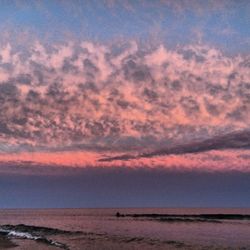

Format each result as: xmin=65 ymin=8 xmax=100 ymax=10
xmin=0 ymin=0 xmax=249 ymax=208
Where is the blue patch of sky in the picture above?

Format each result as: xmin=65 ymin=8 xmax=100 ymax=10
xmin=0 ymin=0 xmax=248 ymax=53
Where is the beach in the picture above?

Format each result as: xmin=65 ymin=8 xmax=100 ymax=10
xmin=0 ymin=208 xmax=250 ymax=249
xmin=0 ymin=236 xmax=18 ymax=249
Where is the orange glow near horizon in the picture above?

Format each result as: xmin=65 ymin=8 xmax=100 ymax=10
xmin=0 ymin=149 xmax=249 ymax=172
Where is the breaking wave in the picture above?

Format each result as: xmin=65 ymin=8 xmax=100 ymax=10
xmin=0 ymin=224 xmax=81 ymax=249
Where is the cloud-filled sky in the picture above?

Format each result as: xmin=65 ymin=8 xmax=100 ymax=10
xmin=0 ymin=0 xmax=249 ymax=207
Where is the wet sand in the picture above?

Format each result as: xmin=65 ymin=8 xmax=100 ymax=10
xmin=0 ymin=236 xmax=18 ymax=248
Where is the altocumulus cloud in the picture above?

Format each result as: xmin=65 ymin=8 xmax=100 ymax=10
xmin=0 ymin=41 xmax=249 ymax=158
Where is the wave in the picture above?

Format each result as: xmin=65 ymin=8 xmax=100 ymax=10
xmin=0 ymin=224 xmax=81 ymax=249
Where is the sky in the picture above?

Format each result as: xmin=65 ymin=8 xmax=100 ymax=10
xmin=0 ymin=0 xmax=249 ymax=208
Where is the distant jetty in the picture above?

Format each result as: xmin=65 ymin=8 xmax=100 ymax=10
xmin=115 ymin=213 xmax=250 ymax=223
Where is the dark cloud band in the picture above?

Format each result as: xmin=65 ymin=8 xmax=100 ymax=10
xmin=99 ymin=130 xmax=250 ymax=162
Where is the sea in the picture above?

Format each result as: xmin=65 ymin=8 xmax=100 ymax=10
xmin=0 ymin=208 xmax=250 ymax=249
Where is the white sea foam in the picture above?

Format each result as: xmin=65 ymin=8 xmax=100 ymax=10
xmin=7 ymin=230 xmax=38 ymax=239
xmin=0 ymin=228 xmax=68 ymax=249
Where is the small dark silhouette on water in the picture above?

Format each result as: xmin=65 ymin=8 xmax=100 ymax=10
xmin=116 ymin=212 xmax=125 ymax=217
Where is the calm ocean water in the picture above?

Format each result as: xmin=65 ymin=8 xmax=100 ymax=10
xmin=0 ymin=208 xmax=250 ymax=249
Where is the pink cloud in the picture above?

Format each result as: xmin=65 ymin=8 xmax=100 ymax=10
xmin=0 ymin=40 xmax=249 ymax=171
